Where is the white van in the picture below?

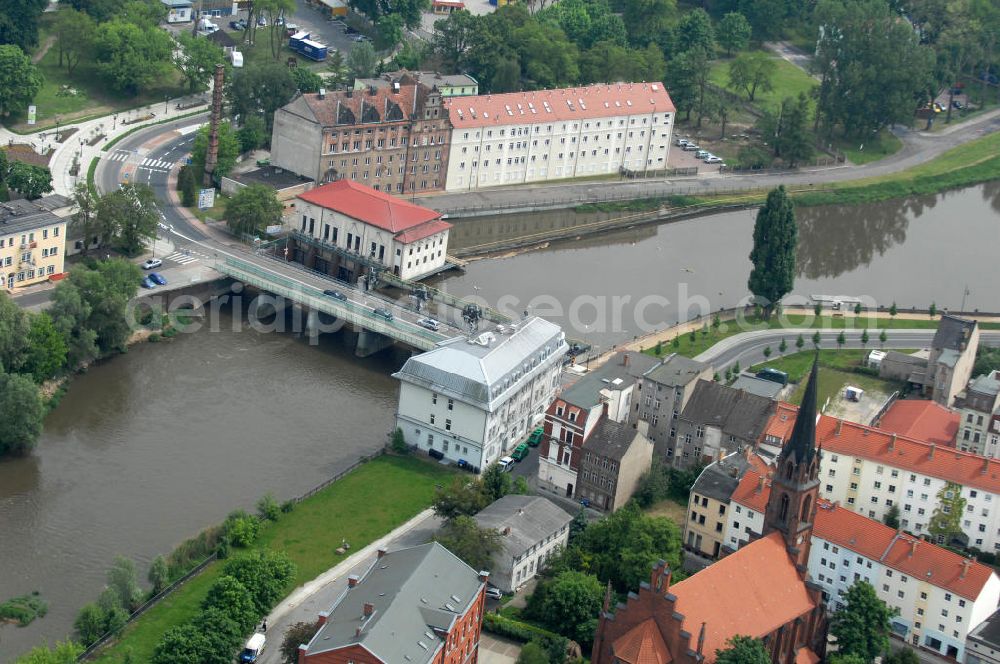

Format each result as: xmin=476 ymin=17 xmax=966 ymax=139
xmin=497 ymin=456 xmax=515 ymax=472
xmin=240 ymin=633 xmax=266 ymax=662
xmin=230 ymin=51 xmax=244 ymax=68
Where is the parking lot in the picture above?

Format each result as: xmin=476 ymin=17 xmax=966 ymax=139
xmin=668 ymin=136 xmax=726 ymax=171
xmin=228 ymin=0 xmax=368 ymax=63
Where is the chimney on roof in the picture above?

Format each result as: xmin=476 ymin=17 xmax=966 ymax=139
xmin=347 ymin=575 xmax=360 ymax=588
xmin=376 ymin=548 xmax=387 ymax=559
xmin=961 ymin=558 xmax=972 ymax=578
xmin=696 ymin=622 xmax=707 ymax=655
xmin=363 ymin=602 xmax=374 ymax=617
xmin=983 ymin=457 xmax=990 ymax=475
xmin=929 ymin=443 xmax=936 ymax=459
xmin=622 ymin=353 xmax=630 ymax=367
xmin=889 ymin=433 xmax=897 ymax=451
xmin=909 ymin=539 xmax=918 ymax=557
xmin=317 ymin=610 xmax=330 ymax=626
xmin=478 ymin=570 xmax=490 ymax=584
xmin=756 ymin=476 xmax=765 ymax=493
xmin=835 ymin=420 xmax=843 ymax=436
xmin=503 ymin=526 xmax=512 ymax=536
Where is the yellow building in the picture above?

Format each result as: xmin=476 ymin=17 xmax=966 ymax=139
xmin=683 ymin=450 xmax=766 ymax=559
xmin=0 ymin=195 xmax=70 ymax=291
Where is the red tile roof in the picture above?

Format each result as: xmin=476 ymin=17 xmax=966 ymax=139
xmin=669 ymin=532 xmax=817 ymax=663
xmin=764 ymin=403 xmax=799 ymax=444
xmin=814 ymin=499 xmax=995 ymax=600
xmin=878 ymin=400 xmax=959 ymax=448
xmin=612 ymin=618 xmax=672 ymax=664
xmin=444 ymin=82 xmax=675 ymax=129
xmin=795 ymin=647 xmax=821 ymax=664
xmin=297 ymin=180 xmax=449 ymax=242
xmin=817 ymin=415 xmax=1000 ymax=494
xmin=730 ymin=466 xmax=771 ymax=513
xmin=395 ymin=218 xmax=452 ymax=244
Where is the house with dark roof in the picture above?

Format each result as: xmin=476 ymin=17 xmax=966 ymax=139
xmin=927 ymin=315 xmax=980 ymax=406
xmin=270 ymin=82 xmax=451 ymax=195
xmin=297 ymin=542 xmax=487 ymax=664
xmin=355 ymin=71 xmax=479 ymax=97
xmin=673 ymin=380 xmax=776 ymax=469
xmin=955 ymin=371 xmax=1000 ymax=455
xmin=291 ymin=179 xmax=451 ymax=281
xmin=966 ymin=606 xmax=1000 ymax=664
xmin=472 ymin=495 xmax=572 ymax=593
xmin=591 ymin=361 xmax=828 ymax=664
xmin=576 ymin=418 xmax=655 ymax=512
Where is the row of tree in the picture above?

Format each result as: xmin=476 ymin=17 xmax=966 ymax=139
xmin=0 ymin=151 xmax=52 ymax=202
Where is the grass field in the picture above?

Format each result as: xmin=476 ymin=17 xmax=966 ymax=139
xmin=708 ymin=52 xmax=818 ymax=115
xmin=833 ymin=129 xmax=904 ymax=165
xmin=645 ymin=498 xmax=688 ymax=528
xmin=91 ymin=455 xmax=453 ymax=663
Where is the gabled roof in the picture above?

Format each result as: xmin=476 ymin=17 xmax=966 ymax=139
xmin=612 ymin=618 xmax=672 ymax=664
xmin=585 ymin=419 xmax=645 ymax=462
xmin=297 ymin=180 xmax=447 ymax=237
xmin=304 ymin=542 xmax=483 ymax=663
xmin=292 ymin=86 xmax=423 ymax=127
xmin=679 ymin=380 xmax=775 ymax=442
xmin=643 ymin=354 xmax=709 ymax=388
xmin=817 ymin=416 xmax=1000 ymax=494
xmin=444 ymin=82 xmax=675 ymax=129
xmin=763 ymin=402 xmax=799 ymax=444
xmin=932 ymin=314 xmax=977 ymax=352
xmin=730 ymin=463 xmax=773 ymax=513
xmin=691 ymin=450 xmax=764 ymax=504
xmin=877 ymin=400 xmax=959 ymax=447
xmin=814 ymin=499 xmax=995 ymax=600
xmin=668 ymin=532 xmax=817 ymax=663
xmin=474 ymin=495 xmax=572 ymax=560
xmin=561 ymin=351 xmax=659 ymax=410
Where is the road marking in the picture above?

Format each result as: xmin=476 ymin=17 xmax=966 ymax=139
xmin=164 ymin=252 xmax=198 ymax=265
xmin=177 ymin=123 xmax=207 ymax=136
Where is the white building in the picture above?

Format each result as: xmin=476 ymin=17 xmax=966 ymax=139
xmin=393 ymin=317 xmax=567 ymax=471
xmin=161 ymin=0 xmax=193 ymax=22
xmin=294 ymin=179 xmax=452 ymax=281
xmin=443 ymin=82 xmax=675 ymax=191
xmin=955 ymin=372 xmax=1000 ymax=455
xmin=472 ymin=495 xmax=572 ymax=593
xmin=724 ymin=465 xmax=1000 ymax=661
xmin=815 ymin=416 xmax=1000 ymax=553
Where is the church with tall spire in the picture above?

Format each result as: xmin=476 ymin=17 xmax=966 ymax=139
xmin=591 ymin=359 xmax=827 ymax=664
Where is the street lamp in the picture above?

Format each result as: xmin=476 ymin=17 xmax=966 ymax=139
xmin=112 ymin=114 xmax=118 ymax=130
xmin=164 ymin=95 xmax=169 ymax=114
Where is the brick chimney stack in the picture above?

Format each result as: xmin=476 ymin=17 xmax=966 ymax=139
xmin=363 ymin=602 xmax=374 ymax=617
xmin=376 ymin=548 xmax=387 ymax=559
xmin=348 ymin=575 xmax=360 ymax=588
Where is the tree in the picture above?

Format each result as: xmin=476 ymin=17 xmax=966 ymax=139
xmin=6 ymin=162 xmax=53 ymax=200
xmin=528 ymin=570 xmax=603 ymax=644
xmin=433 ymin=476 xmax=489 ymax=519
xmin=779 ymin=338 xmax=787 ymax=354
xmin=0 ymin=0 xmax=47 ymax=52
xmin=676 ymin=8 xmax=714 ymax=55
xmin=150 ymin=623 xmax=215 ymax=664
xmin=347 ymin=41 xmax=378 ymax=80
xmin=889 ymin=301 xmax=898 ymax=322
xmin=192 ymin=121 xmax=241 ymax=181
xmin=177 ymin=165 xmax=197 ymax=207
xmin=512 ymin=476 xmax=530 ymax=495
xmin=796 ymin=334 xmax=804 ymax=351
xmin=883 ymin=504 xmax=900 ymax=529
xmin=717 ymin=12 xmax=751 ymax=56
xmin=516 ymin=641 xmax=550 ymax=664
xmin=621 ymin=0 xmax=676 ymax=48
xmin=22 ymin=313 xmax=68 ymax=382
xmin=728 ymin=52 xmax=776 ymax=102
xmin=715 ymin=636 xmax=770 ymax=664
xmin=227 ymin=64 xmax=297 ymax=134
xmin=225 ymin=183 xmax=283 ymax=237
xmin=325 ymin=50 xmax=350 ymax=87
xmin=175 ymin=34 xmax=225 ymax=93
xmin=481 ymin=461 xmax=513 ymax=503
xmin=291 ymin=66 xmax=325 ymax=94
xmin=434 ymin=515 xmax=502 ymax=571
xmin=52 ymin=8 xmax=96 ymax=75
xmin=929 ymin=302 xmax=937 ymax=318
xmin=14 ymin=642 xmax=83 ymax=664
xmin=96 ymin=184 xmax=160 ymax=255
xmin=879 ymin=329 xmax=887 ymax=348
xmin=148 ymin=555 xmax=170 ymax=595
xmin=257 ymin=0 xmax=296 ymax=59
xmin=854 ymin=302 xmax=862 ymax=315
xmin=377 ymin=12 xmax=404 ymax=49
xmin=73 ymin=602 xmax=107 ymax=645
xmin=107 ymin=556 xmax=143 ymax=612
xmin=281 ymin=622 xmax=321 ymax=664
xmin=201 ymin=575 xmax=259 ymax=632
xmin=760 ymin=93 xmax=814 ymax=165
xmin=830 ymin=581 xmax=894 ymax=663
xmin=928 ymin=481 xmax=966 ymax=545
xmin=257 ymin=492 xmax=280 ymax=521
xmin=0 ymin=290 xmax=29 ymax=372
xmin=837 ymin=330 xmax=846 ymax=350
xmin=812 ymin=330 xmax=821 ymax=348
xmin=0 ymin=372 xmax=44 ymax=456
xmin=747 ymin=186 xmax=797 ymax=318
xmin=432 ymin=10 xmax=477 ymax=73
xmin=192 ymin=607 xmax=245 ymax=664
xmin=237 ymin=115 xmax=268 ymax=154
xmin=861 ymin=329 xmax=870 ymax=348
xmin=223 ymin=550 xmax=296 ymax=615
xmin=93 ymin=18 xmax=174 ymax=94
xmin=224 ymin=510 xmax=260 ymax=547
xmin=70 ymin=183 xmax=101 ymax=256
xmin=96 ymin=587 xmax=128 ymax=635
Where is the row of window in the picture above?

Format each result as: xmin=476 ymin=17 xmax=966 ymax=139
xmin=457 ymin=114 xmax=672 ymax=142
xmin=0 ymin=227 xmax=61 ymax=248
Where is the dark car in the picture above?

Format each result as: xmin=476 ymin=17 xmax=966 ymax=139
xmin=344 ymin=26 xmax=357 ymax=34
xmin=323 ymin=289 xmax=348 ymax=301
xmin=141 ymin=276 xmax=156 ymax=289
xmin=756 ymin=367 xmax=789 ymax=386
xmin=527 ymin=427 xmax=544 ymax=447
xmin=149 ymin=272 xmax=167 ymax=286
xmin=373 ymin=307 xmax=394 ymax=321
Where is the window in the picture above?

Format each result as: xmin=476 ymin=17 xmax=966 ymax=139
xmin=447 ymin=398 xmax=454 ymax=411
xmin=445 ymin=419 xmax=452 ymax=431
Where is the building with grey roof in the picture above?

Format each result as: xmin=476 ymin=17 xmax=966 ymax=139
xmin=673 ymin=380 xmax=776 ymax=469
xmin=1 ymin=195 xmax=71 ymax=291
xmin=628 ymin=353 xmax=714 ymax=462
xmin=730 ymin=374 xmax=784 ymax=399
xmin=577 ymin=418 xmax=654 ymax=512
xmin=473 ymin=495 xmax=572 ymax=593
xmin=355 ymin=71 xmax=480 ymax=97
xmin=684 ymin=448 xmax=763 ymax=558
xmin=965 ymin=605 xmax=1000 ymax=664
xmin=298 ymin=542 xmax=486 ymax=663
xmin=927 ymin=314 xmax=980 ymax=407
xmin=394 ymin=317 xmax=567 ymax=471
xmin=955 ymin=370 xmax=1000 ymax=456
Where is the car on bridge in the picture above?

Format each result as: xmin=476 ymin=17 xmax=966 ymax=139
xmin=417 ymin=317 xmax=440 ymax=331
xmin=141 ymin=276 xmax=156 ymax=289
xmin=323 ymin=289 xmax=348 ymax=302
xmin=141 ymin=258 xmax=162 ymax=270
xmin=149 ymin=272 xmax=168 ymax=286
xmin=373 ymin=307 xmax=394 ymax=321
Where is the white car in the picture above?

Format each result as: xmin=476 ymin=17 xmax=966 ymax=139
xmin=695 ymin=150 xmax=711 ymax=159
xmin=497 ymin=456 xmax=515 ymax=472
xmin=485 ymin=587 xmax=503 ymax=600
xmin=675 ymin=138 xmax=691 ymax=147
xmin=417 ymin=318 xmax=440 ymax=331
xmin=141 ymin=258 xmax=163 ymax=270
xmin=704 ymin=156 xmax=724 ymax=164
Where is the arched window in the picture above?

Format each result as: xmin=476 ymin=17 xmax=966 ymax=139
xmin=779 ymin=494 xmax=790 ymax=523
xmin=801 ymin=495 xmax=813 ymax=522
xmin=785 ymin=462 xmax=795 ymax=480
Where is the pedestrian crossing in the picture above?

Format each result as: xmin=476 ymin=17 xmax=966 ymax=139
xmin=103 ymin=150 xmax=176 ymax=172
xmin=164 ymin=251 xmax=198 ymax=265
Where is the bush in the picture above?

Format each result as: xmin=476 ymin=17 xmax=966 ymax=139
xmin=281 ymin=621 xmax=322 ymax=664
xmin=223 ymin=550 xmax=297 ymax=615
xmin=483 ymin=612 xmax=566 ymax=645
xmin=390 ymin=427 xmax=408 ymax=454
xmin=201 ymin=575 xmax=258 ymax=633
xmin=0 ymin=592 xmax=48 ymax=626
xmin=280 ymin=499 xmax=296 ymax=514
xmin=223 ymin=510 xmax=260 ymax=548
xmin=166 ymin=525 xmax=224 ymax=578
xmin=256 ymin=493 xmax=281 ymax=521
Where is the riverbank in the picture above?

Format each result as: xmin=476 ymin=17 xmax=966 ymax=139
xmin=86 ymin=454 xmax=451 ymax=663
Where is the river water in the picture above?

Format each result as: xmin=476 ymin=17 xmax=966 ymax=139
xmin=1 ymin=183 xmax=998 ymax=659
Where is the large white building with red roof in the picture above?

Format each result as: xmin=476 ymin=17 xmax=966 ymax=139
xmin=294 ymin=179 xmax=451 ymax=281
xmin=443 ymin=82 xmax=675 ymax=191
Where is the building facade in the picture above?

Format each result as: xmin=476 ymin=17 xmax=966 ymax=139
xmin=356 ymin=71 xmax=479 ymax=98
xmin=291 ymin=179 xmax=451 ymax=281
xmin=955 ymin=372 xmax=1000 ymax=455
xmin=629 ymin=354 xmax=714 ymax=462
xmin=472 ymin=495 xmax=572 ymax=593
xmin=394 ymin=318 xmax=567 ymax=471
xmin=684 ymin=449 xmax=768 ymax=558
xmin=966 ymin=608 xmax=1000 ymax=664
xmin=926 ymin=315 xmax=980 ymax=407
xmin=0 ymin=196 xmax=69 ymax=291
xmin=443 ymin=83 xmax=674 ymax=191
xmin=576 ymin=419 xmax=654 ymax=512
xmin=672 ymin=380 xmax=775 ymax=469
xmin=271 ymin=83 xmax=451 ymax=194
xmin=297 ymin=543 xmax=486 ymax=664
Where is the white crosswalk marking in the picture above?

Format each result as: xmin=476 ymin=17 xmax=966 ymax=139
xmin=164 ymin=252 xmax=198 ymax=265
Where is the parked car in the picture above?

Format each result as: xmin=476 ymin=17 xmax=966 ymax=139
xmin=695 ymin=150 xmax=711 ymax=159
xmin=953 ymin=100 xmax=965 ymax=110
xmin=703 ymin=156 xmax=724 ymax=164
xmin=323 ymin=289 xmax=348 ymax=301
xmin=344 ymin=26 xmax=358 ymax=34
xmin=149 ymin=272 xmax=167 ymax=286
xmin=497 ymin=456 xmax=515 ymax=472
xmin=682 ymin=143 xmax=701 ymax=151
xmin=675 ymin=137 xmax=691 ymax=147
xmin=141 ymin=258 xmax=162 ymax=270
xmin=373 ymin=307 xmax=394 ymax=321
xmin=417 ymin=317 xmax=440 ymax=331
xmin=240 ymin=633 xmax=266 ymax=663
xmin=229 ymin=20 xmax=242 ymax=30
xmin=511 ymin=442 xmax=529 ymax=461
xmin=352 ymin=34 xmax=367 ymax=42
xmin=485 ymin=587 xmax=503 ymax=600
xmin=256 ymin=15 xmax=267 ymax=26
xmin=141 ymin=276 xmax=156 ymax=289
xmin=756 ymin=367 xmax=789 ymax=386
xmin=527 ymin=427 xmax=544 ymax=447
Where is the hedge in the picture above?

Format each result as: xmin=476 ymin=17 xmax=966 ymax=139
xmin=483 ymin=612 xmax=564 ymax=643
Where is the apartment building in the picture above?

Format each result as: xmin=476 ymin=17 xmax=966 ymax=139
xmin=355 ymin=71 xmax=479 ymax=98
xmin=672 ymin=380 xmax=775 ymax=469
xmin=629 ymin=353 xmax=713 ymax=461
xmin=0 ymin=195 xmax=70 ymax=291
xmin=443 ymin=82 xmax=675 ymax=191
xmin=271 ymin=80 xmax=451 ymax=194
xmin=684 ymin=449 xmax=768 ymax=558
xmin=394 ymin=317 xmax=567 ymax=471
xmin=955 ymin=372 xmax=1000 ymax=455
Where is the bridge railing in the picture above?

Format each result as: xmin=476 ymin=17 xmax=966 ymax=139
xmin=217 ymin=257 xmax=447 ymax=350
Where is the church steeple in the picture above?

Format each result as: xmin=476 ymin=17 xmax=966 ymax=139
xmin=764 ymin=356 xmax=821 ymax=571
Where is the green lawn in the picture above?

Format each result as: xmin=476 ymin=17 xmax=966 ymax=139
xmin=832 ymin=129 xmax=904 ymax=165
xmin=708 ymin=52 xmax=818 ymax=115
xmin=91 ymin=455 xmax=453 ymax=663
xmin=788 ymin=367 xmax=902 ymax=409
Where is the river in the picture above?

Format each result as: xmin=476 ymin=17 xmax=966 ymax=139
xmin=0 ymin=183 xmax=998 ymax=660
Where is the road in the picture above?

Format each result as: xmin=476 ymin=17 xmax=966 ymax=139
xmin=693 ymin=328 xmax=1000 ymax=369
